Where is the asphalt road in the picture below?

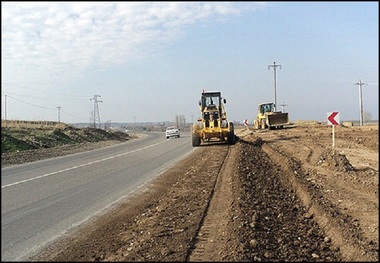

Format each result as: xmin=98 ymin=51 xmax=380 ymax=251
xmin=1 ymin=131 xmax=195 ymax=261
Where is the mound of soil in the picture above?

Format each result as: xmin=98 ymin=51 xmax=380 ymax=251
xmin=1 ymin=126 xmax=131 ymax=167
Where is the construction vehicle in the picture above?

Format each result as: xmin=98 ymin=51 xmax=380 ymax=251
xmin=253 ymin=102 xmax=289 ymax=129
xmin=192 ymin=91 xmax=235 ymax=147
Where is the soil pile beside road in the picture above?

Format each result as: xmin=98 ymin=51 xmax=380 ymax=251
xmin=2 ymin=124 xmax=132 ymax=167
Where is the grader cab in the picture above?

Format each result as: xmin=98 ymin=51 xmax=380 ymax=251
xmin=192 ymin=91 xmax=235 ymax=147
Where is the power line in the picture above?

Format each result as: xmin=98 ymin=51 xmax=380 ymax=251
xmin=5 ymin=94 xmax=55 ymax=110
xmin=2 ymin=81 xmax=90 ymax=99
xmin=2 ymin=91 xmax=49 ymax=100
xmin=3 ymin=91 xmax=87 ymax=103
xmin=61 ymin=110 xmax=89 ymax=122
xmin=4 ymin=93 xmax=90 ymax=123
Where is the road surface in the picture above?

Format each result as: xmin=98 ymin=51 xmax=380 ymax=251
xmin=1 ymin=132 xmax=194 ymax=261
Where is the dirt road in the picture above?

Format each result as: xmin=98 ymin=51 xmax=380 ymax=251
xmin=31 ymin=122 xmax=378 ymax=262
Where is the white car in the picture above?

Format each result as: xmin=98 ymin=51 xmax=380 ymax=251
xmin=165 ymin=126 xmax=180 ymax=139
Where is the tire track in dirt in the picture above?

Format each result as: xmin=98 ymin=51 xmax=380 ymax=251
xmin=187 ymin=144 xmax=235 ymax=261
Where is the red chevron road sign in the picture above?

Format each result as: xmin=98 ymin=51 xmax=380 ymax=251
xmin=327 ymin=112 xmax=340 ymax=125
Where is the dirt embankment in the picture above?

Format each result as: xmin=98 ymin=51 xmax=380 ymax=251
xmin=14 ymin=123 xmax=379 ymax=262
xmin=1 ymin=125 xmax=132 ymax=168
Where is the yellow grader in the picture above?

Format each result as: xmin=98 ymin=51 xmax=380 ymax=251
xmin=253 ymin=102 xmax=289 ymax=129
xmin=192 ymin=91 xmax=235 ymax=147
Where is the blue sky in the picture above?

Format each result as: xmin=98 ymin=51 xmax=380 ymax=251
xmin=1 ymin=2 xmax=378 ymax=124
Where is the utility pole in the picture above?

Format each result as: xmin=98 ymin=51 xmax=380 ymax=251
xmin=90 ymin=94 xmax=102 ymax=128
xmin=268 ymin=62 xmax=282 ymax=111
xmin=4 ymin=94 xmax=7 ymax=128
xmin=354 ymin=80 xmax=367 ymax=126
xmin=280 ymin=102 xmax=287 ymax=113
xmin=56 ymin=106 xmax=61 ymax=123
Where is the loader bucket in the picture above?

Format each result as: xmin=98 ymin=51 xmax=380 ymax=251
xmin=267 ymin=112 xmax=289 ymax=126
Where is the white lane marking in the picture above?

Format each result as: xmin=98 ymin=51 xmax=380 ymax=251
xmin=2 ymin=140 xmax=167 ymax=189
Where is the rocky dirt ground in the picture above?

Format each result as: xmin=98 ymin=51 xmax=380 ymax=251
xmin=6 ymin=122 xmax=378 ymax=262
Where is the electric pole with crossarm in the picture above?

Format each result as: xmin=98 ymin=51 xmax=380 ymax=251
xmin=57 ymin=106 xmax=61 ymax=123
xmin=354 ymin=80 xmax=367 ymax=126
xmin=280 ymin=102 xmax=287 ymax=113
xmin=268 ymin=62 xmax=282 ymax=112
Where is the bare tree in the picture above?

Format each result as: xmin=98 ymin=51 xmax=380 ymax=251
xmin=363 ymin=111 xmax=372 ymax=124
xmin=175 ymin=114 xmax=186 ymax=128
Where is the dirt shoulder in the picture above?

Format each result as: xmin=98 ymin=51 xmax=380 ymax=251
xmin=239 ymin=123 xmax=378 ymax=261
xmin=26 ymin=123 xmax=379 ymax=262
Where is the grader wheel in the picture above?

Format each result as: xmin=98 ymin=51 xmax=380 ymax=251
xmin=192 ymin=134 xmax=201 ymax=147
xmin=227 ymin=122 xmax=236 ymax=144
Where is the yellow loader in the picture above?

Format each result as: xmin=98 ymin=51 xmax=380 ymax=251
xmin=254 ymin=102 xmax=289 ymax=130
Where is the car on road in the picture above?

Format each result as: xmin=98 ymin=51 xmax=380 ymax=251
xmin=166 ymin=126 xmax=180 ymax=139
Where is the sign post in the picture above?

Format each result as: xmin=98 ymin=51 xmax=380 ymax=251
xmin=243 ymin=119 xmax=248 ymax=129
xmin=327 ymin=112 xmax=340 ymax=147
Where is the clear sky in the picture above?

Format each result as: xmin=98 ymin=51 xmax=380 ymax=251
xmin=2 ymin=2 xmax=378 ymax=125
